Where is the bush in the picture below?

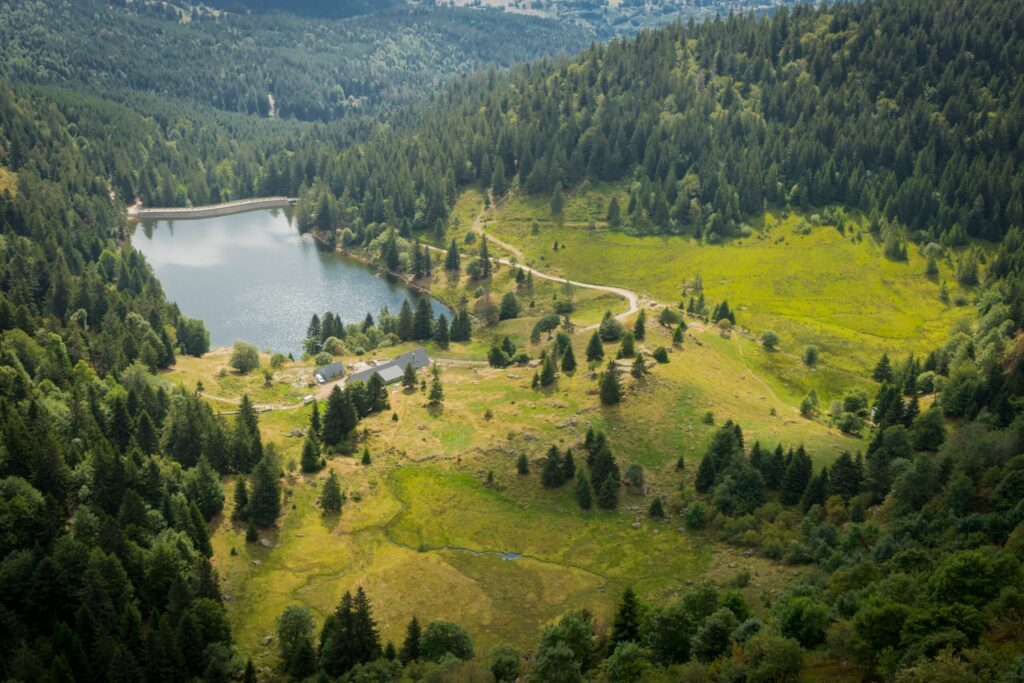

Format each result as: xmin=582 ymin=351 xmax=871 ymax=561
xmin=652 ymin=347 xmax=670 ymax=363
xmin=685 ymin=502 xmax=708 ymax=530
xmin=420 ymin=621 xmax=474 ymax=662
xmin=230 ymin=341 xmax=260 ymax=374
xmin=314 ymin=351 xmax=333 ymax=366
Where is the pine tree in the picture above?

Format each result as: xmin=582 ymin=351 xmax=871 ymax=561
xmin=541 ymin=446 xmax=565 ymax=487
xmin=300 ymin=434 xmax=322 ymax=473
xmin=428 ymin=372 xmax=444 ymax=406
xmin=323 ymin=385 xmax=358 ymax=446
xmin=540 ymin=352 xmax=557 ymax=386
xmin=872 ymin=353 xmax=894 ymax=383
xmin=648 ymin=497 xmax=665 ymax=518
xmin=319 ymin=470 xmax=344 ymax=513
xmin=399 ymin=616 xmax=422 ymax=664
xmin=516 ymin=453 xmax=529 ymax=475
xmin=366 ymin=372 xmax=390 ymax=414
xmin=248 ymin=456 xmax=281 ymax=527
xmin=597 ymin=475 xmax=619 ymax=509
xmin=607 ymin=196 xmax=621 ymax=227
xmin=586 ymin=331 xmax=604 ymax=362
xmin=397 ymin=300 xmax=415 ymax=341
xmin=351 ymin=587 xmax=381 ymax=663
xmin=551 ymin=183 xmax=565 ymax=214
xmin=232 ymin=477 xmax=249 ymax=520
xmin=232 ymin=394 xmax=263 ymax=473
xmin=631 ymin=352 xmax=647 ymax=379
xmin=562 ymin=449 xmax=576 ymax=480
xmin=695 ymin=455 xmax=717 ymax=493
xmin=829 ymin=451 xmax=863 ymax=500
xmin=309 ymin=400 xmax=322 ymax=439
xmin=402 ymin=362 xmax=417 ymax=390
xmin=611 ymin=587 xmax=640 ymax=645
xmin=617 ymin=331 xmax=635 ymax=358
xmin=633 ymin=308 xmax=646 ymax=341
xmin=575 ymin=471 xmax=593 ymax=510
xmin=780 ymin=447 xmax=813 ymax=505
xmin=413 ymin=298 xmax=434 ymax=341
xmin=479 ymin=236 xmax=492 ymax=278
xmin=445 ymin=239 xmax=461 ymax=272
xmin=434 ymin=313 xmax=450 ymax=349
xmin=600 ymin=361 xmax=622 ymax=405
xmin=361 ymin=446 xmax=371 ymax=465
xmin=672 ymin=324 xmax=685 ymax=346
xmin=561 ymin=343 xmax=577 ymax=372
xmin=802 ymin=467 xmax=830 ymax=511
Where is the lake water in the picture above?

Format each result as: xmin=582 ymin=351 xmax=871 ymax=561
xmin=131 ymin=208 xmax=449 ymax=355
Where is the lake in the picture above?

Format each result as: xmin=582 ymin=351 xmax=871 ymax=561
xmin=131 ymin=208 xmax=449 ymax=355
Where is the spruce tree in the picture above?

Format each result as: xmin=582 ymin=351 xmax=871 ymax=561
xmin=561 ymin=343 xmax=577 ymax=372
xmin=232 ymin=477 xmax=249 ymax=520
xmin=366 ymin=372 xmax=389 ymax=414
xmin=300 ymin=434 xmax=322 ymax=473
xmin=562 ymin=449 xmax=576 ymax=480
xmin=516 ymin=453 xmax=529 ymax=475
xmin=309 ymin=399 xmax=321 ymax=439
xmin=400 ymin=616 xmax=422 ymax=664
xmin=802 ymin=467 xmax=830 ymax=511
xmin=248 ymin=456 xmax=281 ymax=528
xmin=631 ymin=353 xmax=647 ymax=379
xmin=597 ymin=475 xmax=619 ymax=509
xmin=617 ymin=331 xmax=635 ymax=358
xmin=402 ymin=362 xmax=417 ymax=390
xmin=611 ymin=587 xmax=641 ymax=645
xmin=872 ymin=353 xmax=894 ymax=383
xmin=319 ymin=470 xmax=344 ymax=513
xmin=575 ymin=471 xmax=593 ymax=510
xmin=633 ymin=308 xmax=646 ymax=341
xmin=695 ymin=455 xmax=717 ymax=493
xmin=434 ymin=313 xmax=450 ymax=349
xmin=540 ymin=352 xmax=557 ymax=386
xmin=649 ymin=497 xmax=665 ymax=518
xmin=672 ymin=324 xmax=685 ymax=346
xmin=600 ymin=361 xmax=622 ymax=405
xmin=445 ymin=239 xmax=461 ymax=272
xmin=428 ymin=372 xmax=444 ymax=406
xmin=323 ymin=385 xmax=358 ymax=446
xmin=361 ymin=447 xmax=371 ymax=465
xmin=479 ymin=236 xmax=492 ymax=278
xmin=541 ymin=446 xmax=565 ymax=487
xmin=780 ymin=447 xmax=813 ymax=505
xmin=232 ymin=394 xmax=263 ymax=473
xmin=413 ymin=298 xmax=434 ymax=341
xmin=397 ymin=300 xmax=415 ymax=341
xmin=586 ymin=331 xmax=604 ymax=362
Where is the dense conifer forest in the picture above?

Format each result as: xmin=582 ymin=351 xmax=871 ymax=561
xmin=1 ymin=0 xmax=1024 ymax=680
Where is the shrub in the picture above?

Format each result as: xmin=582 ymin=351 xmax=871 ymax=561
xmin=230 ymin=341 xmax=260 ymax=374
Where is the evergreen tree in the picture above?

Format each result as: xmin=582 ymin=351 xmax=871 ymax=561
xmin=597 ymin=475 xmax=619 ymax=509
xmin=540 ymin=352 xmax=557 ymax=386
xmin=872 ymin=353 xmax=894 ymax=383
xmin=649 ymin=497 xmax=665 ymax=518
xmin=248 ymin=456 xmax=281 ymax=528
xmin=562 ymin=449 xmax=576 ymax=480
xmin=611 ymin=587 xmax=640 ymax=645
xmin=780 ymin=447 xmax=813 ymax=506
xmin=575 ymin=471 xmax=593 ymax=510
xmin=232 ymin=477 xmax=249 ymax=521
xmin=413 ymin=298 xmax=434 ymax=341
xmin=499 ymin=292 xmax=520 ymax=320
xmin=397 ymin=300 xmax=415 ymax=341
xmin=300 ymin=434 xmax=322 ymax=473
xmin=600 ymin=361 xmax=622 ymax=405
xmin=323 ymin=385 xmax=358 ymax=446
xmin=633 ymin=309 xmax=646 ymax=341
xmin=479 ymin=236 xmax=492 ymax=278
xmin=434 ymin=313 xmax=450 ymax=349
xmin=617 ymin=331 xmax=635 ymax=358
xmin=695 ymin=455 xmax=717 ymax=493
xmin=361 ymin=446 xmax=371 ymax=465
xmin=672 ymin=325 xmax=685 ymax=346
xmin=517 ymin=453 xmax=529 ymax=475
xmin=399 ymin=616 xmax=422 ymax=664
xmin=541 ymin=446 xmax=565 ymax=487
xmin=366 ymin=372 xmax=390 ymax=414
xmin=445 ymin=239 xmax=461 ymax=272
xmin=586 ymin=332 xmax=604 ymax=362
xmin=561 ymin=343 xmax=577 ymax=372
xmin=802 ymin=467 xmax=830 ymax=511
xmin=828 ymin=451 xmax=863 ymax=500
xmin=631 ymin=353 xmax=647 ymax=379
xmin=607 ymin=196 xmax=621 ymax=227
xmin=309 ymin=400 xmax=321 ymax=440
xmin=232 ymin=394 xmax=263 ymax=473
xmin=551 ymin=183 xmax=565 ymax=214
xmin=319 ymin=470 xmax=344 ymax=513
xmin=428 ymin=371 xmax=444 ymax=406
xmin=402 ymin=362 xmax=417 ymax=390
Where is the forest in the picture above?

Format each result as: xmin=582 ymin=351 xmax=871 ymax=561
xmin=1 ymin=0 xmax=1024 ymax=681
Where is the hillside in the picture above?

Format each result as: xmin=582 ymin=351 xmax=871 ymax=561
xmin=1 ymin=0 xmax=1024 ymax=681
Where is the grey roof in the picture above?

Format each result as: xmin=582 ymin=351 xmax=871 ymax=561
xmin=315 ymin=360 xmax=346 ymax=380
xmin=347 ymin=347 xmax=430 ymax=386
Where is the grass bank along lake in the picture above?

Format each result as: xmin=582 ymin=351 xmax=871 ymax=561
xmin=131 ymin=207 xmax=449 ymax=355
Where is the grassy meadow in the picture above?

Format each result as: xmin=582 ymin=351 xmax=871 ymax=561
xmin=175 ymin=313 xmax=856 ymax=667
xmin=472 ymin=184 xmax=975 ymax=395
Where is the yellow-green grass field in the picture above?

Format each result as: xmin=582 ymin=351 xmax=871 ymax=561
xmin=171 ymin=324 xmax=855 ymax=667
xmin=472 ymin=184 xmax=975 ymax=392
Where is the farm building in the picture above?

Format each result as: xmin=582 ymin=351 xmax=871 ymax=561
xmin=313 ymin=360 xmax=346 ymax=384
xmin=347 ymin=347 xmax=430 ymax=386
